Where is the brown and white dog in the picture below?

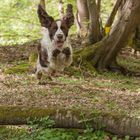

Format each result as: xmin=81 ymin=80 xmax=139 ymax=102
xmin=36 ymin=4 xmax=74 ymax=79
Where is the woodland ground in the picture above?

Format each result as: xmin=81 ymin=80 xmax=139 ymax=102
xmin=0 ymin=43 xmax=140 ymax=139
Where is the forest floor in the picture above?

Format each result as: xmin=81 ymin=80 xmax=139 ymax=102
xmin=0 ymin=44 xmax=140 ymax=139
xmin=0 ymin=45 xmax=140 ymax=118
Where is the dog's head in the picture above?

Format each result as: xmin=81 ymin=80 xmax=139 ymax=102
xmin=37 ymin=4 xmax=74 ymax=48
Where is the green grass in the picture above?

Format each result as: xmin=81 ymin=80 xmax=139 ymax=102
xmin=4 ymin=62 xmax=30 ymax=74
xmin=96 ymin=72 xmax=140 ymax=92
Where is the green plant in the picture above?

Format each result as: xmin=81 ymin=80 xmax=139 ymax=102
xmin=27 ymin=116 xmax=55 ymax=129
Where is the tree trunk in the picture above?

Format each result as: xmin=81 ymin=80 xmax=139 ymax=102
xmin=133 ymin=26 xmax=140 ymax=51
xmin=97 ymin=0 xmax=101 ymax=14
xmin=87 ymin=0 xmax=103 ymax=44
xmin=76 ymin=0 xmax=103 ymax=44
xmin=1 ymin=106 xmax=140 ymax=137
xmin=93 ymin=0 xmax=140 ymax=71
xmin=76 ymin=0 xmax=89 ymax=38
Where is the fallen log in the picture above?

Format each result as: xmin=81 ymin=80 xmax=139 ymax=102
xmin=0 ymin=106 xmax=140 ymax=137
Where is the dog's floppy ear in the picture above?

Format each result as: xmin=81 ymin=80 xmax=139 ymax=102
xmin=63 ymin=4 xmax=74 ymax=28
xmin=37 ymin=4 xmax=54 ymax=28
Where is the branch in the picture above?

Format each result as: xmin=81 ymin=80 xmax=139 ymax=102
xmin=105 ymin=0 xmax=122 ymax=28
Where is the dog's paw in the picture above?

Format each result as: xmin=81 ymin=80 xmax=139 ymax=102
xmin=62 ymin=47 xmax=71 ymax=56
xmin=52 ymin=49 xmax=61 ymax=57
xmin=36 ymin=71 xmax=42 ymax=80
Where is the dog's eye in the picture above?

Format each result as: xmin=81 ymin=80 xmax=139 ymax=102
xmin=61 ymin=26 xmax=64 ymax=30
xmin=61 ymin=26 xmax=66 ymax=31
xmin=53 ymin=26 xmax=58 ymax=30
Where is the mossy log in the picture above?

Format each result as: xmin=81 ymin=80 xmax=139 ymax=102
xmin=1 ymin=106 xmax=140 ymax=137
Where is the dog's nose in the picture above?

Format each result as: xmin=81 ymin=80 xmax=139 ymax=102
xmin=57 ymin=34 xmax=63 ymax=40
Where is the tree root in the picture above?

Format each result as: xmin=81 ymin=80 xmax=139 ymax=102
xmin=108 ymin=64 xmax=140 ymax=77
xmin=95 ymin=58 xmax=140 ymax=77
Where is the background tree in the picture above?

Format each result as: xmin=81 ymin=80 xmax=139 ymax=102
xmin=75 ymin=0 xmax=140 ymax=74
xmin=76 ymin=0 xmax=89 ymax=39
xmin=76 ymin=0 xmax=103 ymax=44
xmin=105 ymin=0 xmax=122 ymax=30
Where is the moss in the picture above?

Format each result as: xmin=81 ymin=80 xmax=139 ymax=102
xmin=0 ymin=106 xmax=86 ymax=127
xmin=128 ymin=36 xmax=133 ymax=46
xmin=82 ymin=61 xmax=97 ymax=75
xmin=65 ymin=66 xmax=83 ymax=77
xmin=0 ymin=106 xmax=56 ymax=124
xmin=4 ymin=62 xmax=31 ymax=74
xmin=72 ymin=41 xmax=104 ymax=76
xmin=73 ymin=44 xmax=98 ymax=62
xmin=29 ymin=52 xmax=38 ymax=67
xmin=66 ymin=63 xmax=97 ymax=78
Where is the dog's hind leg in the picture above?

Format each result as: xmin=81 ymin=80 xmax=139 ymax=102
xmin=35 ymin=69 xmax=44 ymax=85
xmin=36 ymin=70 xmax=42 ymax=80
xmin=36 ymin=67 xmax=53 ymax=85
xmin=35 ymin=62 xmax=43 ymax=81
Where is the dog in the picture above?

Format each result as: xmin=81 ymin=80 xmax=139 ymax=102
xmin=36 ymin=4 xmax=74 ymax=80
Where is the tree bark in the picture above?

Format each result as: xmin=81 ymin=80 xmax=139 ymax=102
xmin=76 ymin=0 xmax=103 ymax=44
xmin=118 ymin=0 xmax=126 ymax=18
xmin=1 ymin=106 xmax=140 ymax=137
xmin=105 ymin=0 xmax=122 ymax=28
xmin=76 ymin=0 xmax=89 ymax=38
xmin=97 ymin=0 xmax=101 ymax=14
xmin=133 ymin=25 xmax=140 ymax=51
xmin=87 ymin=0 xmax=103 ymax=44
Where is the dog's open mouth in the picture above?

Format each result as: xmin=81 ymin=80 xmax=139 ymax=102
xmin=55 ymin=40 xmax=64 ymax=48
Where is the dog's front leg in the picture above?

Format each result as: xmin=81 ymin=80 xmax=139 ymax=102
xmin=52 ymin=49 xmax=61 ymax=58
xmin=62 ymin=47 xmax=73 ymax=67
xmin=50 ymin=48 xmax=61 ymax=69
